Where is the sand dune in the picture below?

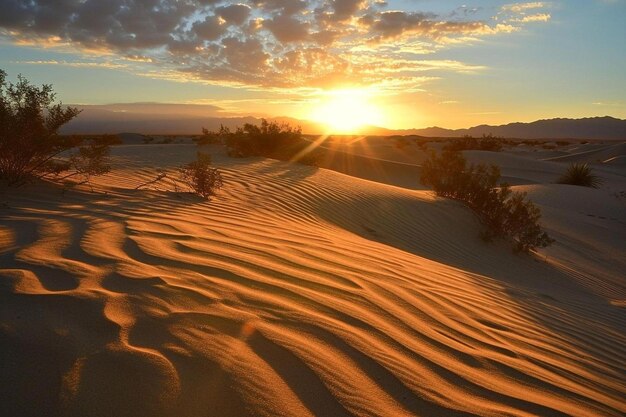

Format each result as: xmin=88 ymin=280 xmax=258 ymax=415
xmin=544 ymin=142 xmax=626 ymax=164
xmin=1 ymin=143 xmax=625 ymax=417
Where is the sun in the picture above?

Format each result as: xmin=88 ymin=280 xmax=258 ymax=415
xmin=310 ymin=89 xmax=384 ymax=134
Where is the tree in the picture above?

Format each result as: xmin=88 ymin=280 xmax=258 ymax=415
xmin=0 ymin=70 xmax=87 ymax=185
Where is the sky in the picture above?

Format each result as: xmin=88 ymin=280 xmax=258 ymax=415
xmin=0 ymin=0 xmax=625 ymax=130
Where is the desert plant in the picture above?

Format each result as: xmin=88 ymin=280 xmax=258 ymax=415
xmin=194 ymin=125 xmax=228 ymax=145
xmin=443 ymin=134 xmax=505 ymax=152
xmin=200 ymin=120 xmax=322 ymax=165
xmin=0 ymin=70 xmax=113 ymax=188
xmin=205 ymin=119 xmax=302 ymax=158
xmin=179 ymin=152 xmax=223 ymax=199
xmin=557 ymin=163 xmax=602 ymax=188
xmin=0 ymin=70 xmax=86 ymax=185
xmin=58 ymin=135 xmax=115 ymax=188
xmin=421 ymin=149 xmax=553 ymax=252
xmin=395 ymin=137 xmax=411 ymax=149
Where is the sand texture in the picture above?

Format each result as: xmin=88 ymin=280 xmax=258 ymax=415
xmin=1 ymin=141 xmax=625 ymax=417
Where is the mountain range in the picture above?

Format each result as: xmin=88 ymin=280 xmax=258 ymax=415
xmin=61 ymin=103 xmax=626 ymax=140
xmin=404 ymin=116 xmax=626 ymax=140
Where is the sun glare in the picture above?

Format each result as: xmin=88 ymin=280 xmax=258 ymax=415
xmin=310 ymin=89 xmax=383 ymax=133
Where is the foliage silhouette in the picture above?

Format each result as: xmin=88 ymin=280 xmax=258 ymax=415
xmin=0 ymin=70 xmax=111 ymax=186
xmin=421 ymin=149 xmax=554 ymax=252
xmin=557 ymin=163 xmax=602 ymax=188
xmin=198 ymin=119 xmax=321 ymax=165
xmin=443 ymin=135 xmax=505 ymax=152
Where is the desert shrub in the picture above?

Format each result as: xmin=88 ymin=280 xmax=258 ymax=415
xmin=421 ymin=149 xmax=553 ymax=252
xmin=0 ymin=70 xmax=83 ymax=184
xmin=226 ymin=119 xmax=302 ymax=157
xmin=555 ymin=141 xmax=569 ymax=146
xmin=60 ymin=135 xmax=115 ymax=185
xmin=200 ymin=120 xmax=322 ymax=165
xmin=0 ymin=70 xmax=113 ymax=188
xmin=443 ymin=134 xmax=505 ymax=152
xmin=194 ymin=126 xmax=227 ymax=145
xmin=179 ymin=152 xmax=223 ymax=199
xmin=395 ymin=137 xmax=411 ymax=149
xmin=557 ymin=163 xmax=602 ymax=188
xmin=160 ymin=136 xmax=174 ymax=144
xmin=521 ymin=140 xmax=544 ymax=146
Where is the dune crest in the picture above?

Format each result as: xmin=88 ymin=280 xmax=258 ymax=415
xmin=1 ymin=144 xmax=624 ymax=417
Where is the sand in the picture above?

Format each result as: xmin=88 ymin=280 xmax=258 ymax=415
xmin=1 ymin=140 xmax=625 ymax=417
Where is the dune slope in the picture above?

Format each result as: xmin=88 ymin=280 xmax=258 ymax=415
xmin=1 ymin=145 xmax=624 ymax=417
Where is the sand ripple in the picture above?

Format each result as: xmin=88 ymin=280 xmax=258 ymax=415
xmin=1 ymin=147 xmax=624 ymax=417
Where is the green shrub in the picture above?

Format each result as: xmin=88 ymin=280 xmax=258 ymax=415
xmin=557 ymin=163 xmax=602 ymax=188
xmin=179 ymin=152 xmax=223 ymax=199
xmin=421 ymin=149 xmax=553 ymax=252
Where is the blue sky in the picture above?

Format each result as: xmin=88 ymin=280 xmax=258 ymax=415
xmin=0 ymin=0 xmax=624 ymax=128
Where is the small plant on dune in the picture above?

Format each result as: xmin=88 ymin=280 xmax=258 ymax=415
xmin=557 ymin=163 xmax=602 ymax=188
xmin=421 ymin=149 xmax=554 ymax=253
xmin=0 ymin=70 xmax=111 ymax=186
xmin=58 ymin=135 xmax=117 ymax=188
xmin=179 ymin=152 xmax=223 ymax=199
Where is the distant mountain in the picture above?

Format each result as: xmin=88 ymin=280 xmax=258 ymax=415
xmin=61 ymin=104 xmax=626 ymax=140
xmin=412 ymin=117 xmax=626 ymax=140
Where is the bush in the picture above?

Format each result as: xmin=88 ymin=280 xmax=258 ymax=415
xmin=443 ymin=134 xmax=505 ymax=152
xmin=226 ymin=119 xmax=302 ymax=157
xmin=557 ymin=163 xmax=602 ymax=188
xmin=200 ymin=120 xmax=322 ymax=165
xmin=421 ymin=149 xmax=554 ymax=252
xmin=179 ymin=152 xmax=223 ymax=199
xmin=395 ymin=137 xmax=411 ymax=149
xmin=0 ymin=70 xmax=111 ymax=186
xmin=62 ymin=135 xmax=115 ymax=185
xmin=194 ymin=126 xmax=226 ymax=145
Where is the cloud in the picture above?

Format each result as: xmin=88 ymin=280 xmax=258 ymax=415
xmin=263 ymin=13 xmax=310 ymax=42
xmin=592 ymin=101 xmax=623 ymax=107
xmin=13 ymin=60 xmax=128 ymax=69
xmin=0 ymin=1 xmax=551 ymax=92
xmin=501 ymin=2 xmax=548 ymax=13
xmin=216 ymin=4 xmax=252 ymax=25
xmin=510 ymin=13 xmax=551 ymax=23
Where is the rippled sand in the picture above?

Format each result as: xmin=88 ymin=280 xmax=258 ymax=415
xmin=1 ymin=143 xmax=624 ymax=417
